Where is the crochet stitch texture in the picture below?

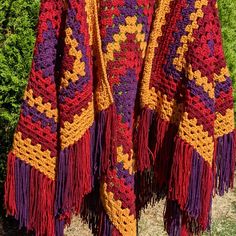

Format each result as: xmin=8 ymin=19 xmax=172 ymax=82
xmin=4 ymin=0 xmax=236 ymax=235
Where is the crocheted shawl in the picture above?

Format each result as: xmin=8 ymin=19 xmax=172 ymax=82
xmin=4 ymin=0 xmax=236 ymax=235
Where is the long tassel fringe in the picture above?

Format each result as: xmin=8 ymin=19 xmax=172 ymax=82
xmin=5 ymin=112 xmax=235 ymax=236
xmin=135 ymin=108 xmax=178 ymax=213
xmin=168 ymin=137 xmax=193 ymax=210
xmin=55 ymin=104 xmax=117 ymax=235
xmin=80 ymin=184 xmax=114 ymax=236
xmin=4 ymin=152 xmax=56 ymax=236
xmin=55 ymin=129 xmax=92 ymax=224
xmin=214 ymin=130 xmax=236 ymax=196
xmin=153 ymin=118 xmax=178 ymax=189
xmin=167 ymin=136 xmax=214 ymax=234
xmin=164 ymin=200 xmax=182 ymax=236
xmin=136 ymin=108 xmax=154 ymax=171
xmin=95 ymin=104 xmax=117 ymax=175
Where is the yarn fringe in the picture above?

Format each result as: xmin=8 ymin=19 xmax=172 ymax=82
xmin=164 ymin=201 xmax=193 ymax=236
xmin=168 ymin=137 xmax=193 ymax=209
xmin=135 ymin=108 xmax=178 ymax=214
xmin=98 ymin=211 xmax=113 ymax=236
xmin=79 ymin=185 xmax=114 ymax=236
xmin=214 ymin=129 xmax=236 ymax=196
xmin=80 ymin=185 xmax=102 ymax=235
xmin=4 ymin=152 xmax=56 ymax=236
xmin=4 ymin=152 xmax=16 ymax=217
xmin=135 ymin=170 xmax=156 ymax=215
xmin=136 ymin=107 xmax=177 ymax=176
xmin=95 ymin=104 xmax=117 ymax=175
xmin=153 ymin=118 xmax=178 ymax=189
xmin=55 ymin=129 xmax=92 ymax=224
xmin=167 ymin=136 xmax=213 ymax=234
xmin=164 ymin=200 xmax=182 ymax=236
xmin=136 ymin=108 xmax=154 ymax=171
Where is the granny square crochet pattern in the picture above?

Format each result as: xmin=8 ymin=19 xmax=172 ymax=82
xmin=4 ymin=0 xmax=236 ymax=235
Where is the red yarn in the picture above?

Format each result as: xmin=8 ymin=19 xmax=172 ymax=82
xmin=168 ymin=137 xmax=193 ymax=209
xmin=62 ymin=129 xmax=92 ymax=216
xmin=101 ymin=105 xmax=117 ymax=173
xmin=136 ymin=108 xmax=153 ymax=171
xmin=4 ymin=152 xmax=16 ymax=216
xmin=28 ymin=167 xmax=55 ymax=236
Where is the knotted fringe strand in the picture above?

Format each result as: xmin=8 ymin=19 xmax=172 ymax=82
xmin=80 ymin=187 xmax=102 ymax=235
xmin=153 ymin=118 xmax=178 ymax=189
xmin=4 ymin=152 xmax=16 ymax=216
xmin=98 ymin=211 xmax=113 ymax=236
xmin=164 ymin=200 xmax=182 ymax=236
xmin=167 ymin=136 xmax=213 ymax=234
xmin=55 ymin=218 xmax=65 ymax=236
xmin=135 ymin=170 xmax=156 ymax=215
xmin=4 ymin=152 xmax=56 ymax=236
xmin=164 ymin=200 xmax=195 ymax=236
xmin=214 ymin=130 xmax=236 ymax=196
xmin=55 ymin=129 xmax=92 ymax=226
xmin=168 ymin=137 xmax=193 ymax=209
xmin=135 ymin=108 xmax=178 ymax=213
xmin=98 ymin=210 xmax=121 ymax=236
xmin=79 ymin=185 xmax=115 ymax=236
xmin=136 ymin=107 xmax=154 ymax=171
xmin=55 ymin=107 xmax=117 ymax=234
xmin=136 ymin=107 xmax=178 ymax=175
xmin=135 ymin=108 xmax=157 ymax=213
xmin=95 ymin=104 xmax=117 ymax=175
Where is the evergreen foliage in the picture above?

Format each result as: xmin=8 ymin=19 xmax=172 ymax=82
xmin=0 ymin=0 xmax=40 ymax=189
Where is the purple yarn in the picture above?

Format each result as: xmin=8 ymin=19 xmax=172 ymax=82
xmin=102 ymin=212 xmax=112 ymax=236
xmin=185 ymin=150 xmax=203 ymax=219
xmin=14 ymin=159 xmax=20 ymax=222
xmin=94 ymin=110 xmax=106 ymax=178
xmin=58 ymin=7 xmax=91 ymax=97
xmin=21 ymin=100 xmax=57 ymax=132
xmin=14 ymin=158 xmax=30 ymax=229
xmin=164 ymin=0 xmax=195 ymax=79
xmin=34 ymin=20 xmax=58 ymax=81
xmin=119 ymin=6 xmax=142 ymax=17
xmin=215 ymin=132 xmax=234 ymax=196
xmin=55 ymin=218 xmax=65 ymax=236
xmin=207 ymin=38 xmax=215 ymax=56
xmin=101 ymin=23 xmax=121 ymax=52
xmin=101 ymin=1 xmax=153 ymax=52
xmin=215 ymin=76 xmax=233 ymax=98
xmin=113 ymin=68 xmax=138 ymax=127
xmin=90 ymin=123 xmax=96 ymax=187
xmin=55 ymin=149 xmax=67 ymax=216
xmin=59 ymin=74 xmax=91 ymax=102
xmin=66 ymin=8 xmax=88 ymax=62
xmin=165 ymin=200 xmax=181 ymax=236
xmin=58 ymin=5 xmax=93 ymax=103
xmin=116 ymin=162 xmax=135 ymax=188
xmin=186 ymin=80 xmax=214 ymax=112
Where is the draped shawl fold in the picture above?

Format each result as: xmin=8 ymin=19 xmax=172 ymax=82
xmin=4 ymin=0 xmax=236 ymax=235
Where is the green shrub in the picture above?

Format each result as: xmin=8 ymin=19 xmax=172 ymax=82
xmin=218 ymin=0 xmax=236 ymax=103
xmin=0 ymin=0 xmax=40 ymax=190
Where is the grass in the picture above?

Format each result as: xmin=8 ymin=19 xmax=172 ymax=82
xmin=211 ymin=220 xmax=236 ymax=236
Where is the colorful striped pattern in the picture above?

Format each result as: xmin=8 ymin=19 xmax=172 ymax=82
xmin=4 ymin=0 xmax=235 ymax=236
xmin=4 ymin=0 xmax=65 ymax=235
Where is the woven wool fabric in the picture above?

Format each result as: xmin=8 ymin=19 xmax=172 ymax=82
xmin=4 ymin=0 xmax=236 ymax=235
